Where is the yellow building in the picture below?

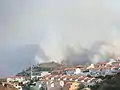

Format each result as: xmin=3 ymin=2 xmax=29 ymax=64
xmin=69 ymin=82 xmax=80 ymax=90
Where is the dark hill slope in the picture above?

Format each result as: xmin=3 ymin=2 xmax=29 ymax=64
xmin=16 ymin=62 xmax=63 ymax=76
xmin=90 ymin=73 xmax=120 ymax=90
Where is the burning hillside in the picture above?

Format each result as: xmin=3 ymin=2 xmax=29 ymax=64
xmin=35 ymin=40 xmax=120 ymax=67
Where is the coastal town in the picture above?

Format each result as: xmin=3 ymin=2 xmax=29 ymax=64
xmin=1 ymin=0 xmax=120 ymax=90
xmin=1 ymin=58 xmax=120 ymax=90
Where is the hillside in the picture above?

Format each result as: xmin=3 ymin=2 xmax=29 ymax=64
xmin=16 ymin=61 xmax=63 ymax=76
xmin=0 ymin=41 xmax=113 ymax=76
xmin=89 ymin=73 xmax=120 ymax=90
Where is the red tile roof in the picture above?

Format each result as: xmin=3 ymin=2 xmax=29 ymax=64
xmin=97 ymin=61 xmax=108 ymax=65
xmin=64 ymin=68 xmax=76 ymax=71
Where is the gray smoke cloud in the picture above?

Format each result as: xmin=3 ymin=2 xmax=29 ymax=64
xmin=37 ymin=0 xmax=120 ymax=65
xmin=1 ymin=0 xmax=120 ymax=75
xmin=35 ymin=45 xmax=49 ymax=64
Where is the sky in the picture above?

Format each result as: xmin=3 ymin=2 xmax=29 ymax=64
xmin=0 ymin=0 xmax=120 ymax=76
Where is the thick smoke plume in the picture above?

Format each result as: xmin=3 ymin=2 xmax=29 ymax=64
xmin=35 ymin=28 xmax=120 ymax=66
xmin=2 ymin=0 xmax=120 ymax=76
xmin=35 ymin=45 xmax=49 ymax=64
xmin=36 ymin=39 xmax=120 ymax=66
xmin=33 ymin=0 xmax=120 ymax=66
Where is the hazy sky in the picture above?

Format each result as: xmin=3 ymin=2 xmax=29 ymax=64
xmin=1 ymin=0 xmax=120 ymax=76
xmin=1 ymin=0 xmax=120 ymax=47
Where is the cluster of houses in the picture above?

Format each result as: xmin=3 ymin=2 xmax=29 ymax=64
xmin=7 ymin=76 xmax=25 ymax=83
xmin=39 ymin=59 xmax=120 ymax=90
xmin=5 ymin=59 xmax=120 ymax=90
xmin=3 ymin=76 xmax=26 ymax=90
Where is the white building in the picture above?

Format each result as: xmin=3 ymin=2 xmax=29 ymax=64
xmin=75 ymin=68 xmax=82 ymax=75
xmin=87 ymin=64 xmax=95 ymax=69
xmin=7 ymin=76 xmax=25 ymax=82
xmin=41 ymin=71 xmax=51 ymax=77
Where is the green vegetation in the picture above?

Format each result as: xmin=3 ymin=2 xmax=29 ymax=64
xmin=16 ymin=61 xmax=62 ymax=76
xmin=78 ymin=74 xmax=120 ymax=90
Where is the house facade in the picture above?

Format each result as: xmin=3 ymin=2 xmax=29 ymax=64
xmin=7 ymin=76 xmax=25 ymax=82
